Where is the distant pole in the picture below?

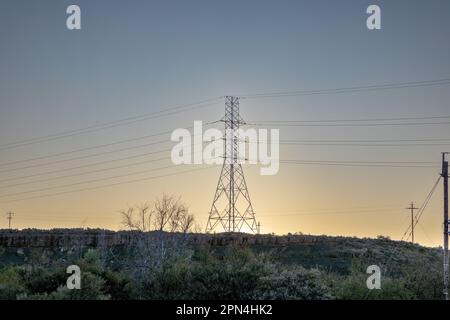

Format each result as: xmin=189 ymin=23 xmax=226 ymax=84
xmin=6 ymin=211 xmax=14 ymax=230
xmin=257 ymin=222 xmax=261 ymax=235
xmin=406 ymin=202 xmax=418 ymax=244
xmin=442 ymin=152 xmax=449 ymax=300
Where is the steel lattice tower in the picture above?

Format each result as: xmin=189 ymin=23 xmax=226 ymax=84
xmin=206 ymin=96 xmax=258 ymax=233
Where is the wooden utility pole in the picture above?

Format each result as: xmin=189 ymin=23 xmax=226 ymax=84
xmin=6 ymin=211 xmax=14 ymax=230
xmin=442 ymin=153 xmax=449 ymax=300
xmin=406 ymin=202 xmax=418 ymax=244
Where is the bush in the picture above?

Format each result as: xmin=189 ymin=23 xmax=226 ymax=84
xmin=0 ymin=237 xmax=443 ymax=300
xmin=0 ymin=267 xmax=26 ymax=299
xmin=18 ymin=272 xmax=110 ymax=300
xmin=136 ymin=246 xmax=332 ymax=300
xmin=254 ymin=268 xmax=332 ymax=300
xmin=330 ymin=272 xmax=414 ymax=300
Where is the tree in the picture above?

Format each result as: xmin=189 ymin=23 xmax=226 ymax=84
xmin=120 ymin=195 xmax=197 ymax=233
xmin=154 ymin=195 xmax=185 ymax=231
xmin=179 ymin=213 xmax=196 ymax=233
xmin=120 ymin=203 xmax=152 ymax=232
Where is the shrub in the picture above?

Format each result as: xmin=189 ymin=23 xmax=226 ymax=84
xmin=253 ymin=268 xmax=332 ymax=300
xmin=0 ymin=267 xmax=26 ymax=299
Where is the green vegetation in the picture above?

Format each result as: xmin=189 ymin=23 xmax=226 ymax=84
xmin=0 ymin=233 xmax=444 ymax=300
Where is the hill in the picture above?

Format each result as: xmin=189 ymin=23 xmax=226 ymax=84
xmin=0 ymin=229 xmax=444 ymax=300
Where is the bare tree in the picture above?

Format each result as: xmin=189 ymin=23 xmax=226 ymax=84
xmin=120 ymin=195 xmax=197 ymax=233
xmin=138 ymin=203 xmax=152 ymax=231
xmin=120 ymin=203 xmax=152 ymax=232
xmin=153 ymin=194 xmax=185 ymax=231
xmin=169 ymin=209 xmax=182 ymax=232
xmin=121 ymin=207 xmax=135 ymax=230
xmin=179 ymin=213 xmax=195 ymax=233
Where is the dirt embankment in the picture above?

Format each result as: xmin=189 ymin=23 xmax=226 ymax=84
xmin=0 ymin=229 xmax=340 ymax=248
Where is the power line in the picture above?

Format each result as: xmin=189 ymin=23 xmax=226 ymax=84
xmin=0 ymin=149 xmax=215 ymax=189
xmin=0 ymin=141 xmax=171 ymax=174
xmin=255 ymin=121 xmax=450 ymax=127
xmin=0 ymin=156 xmax=169 ymax=189
xmin=12 ymin=208 xmax=401 ymax=221
xmin=0 ymin=155 xmax=437 ymax=189
xmin=0 ymin=97 xmax=222 ymax=151
xmin=0 ymin=131 xmax=172 ymax=167
xmin=0 ymin=122 xmax=217 ymax=168
xmin=0 ymin=136 xmax=222 ymax=184
xmin=2 ymin=115 xmax=447 ymax=173
xmin=260 ymin=204 xmax=403 ymax=212
xmin=0 ymin=164 xmax=181 ymax=199
xmin=10 ymin=205 xmax=402 ymax=222
xmin=410 ymin=176 xmax=441 ymax=236
xmin=401 ymin=176 xmax=441 ymax=241
xmin=0 ymin=157 xmax=423 ymax=198
xmin=0 ymin=149 xmax=171 ymax=184
xmin=417 ymin=223 xmax=435 ymax=245
xmin=278 ymin=138 xmax=450 ymax=143
xmin=280 ymin=160 xmax=437 ymax=168
xmin=3 ymin=77 xmax=449 ymax=149
xmin=257 ymin=208 xmax=401 ymax=217
xmin=0 ymin=152 xmax=218 ymax=199
xmin=4 ymin=78 xmax=449 ymax=150
xmin=1 ymin=166 xmax=214 ymax=204
xmin=277 ymin=142 xmax=450 ymax=147
xmin=14 ymin=216 xmax=104 ymax=222
xmin=2 ymin=125 xmax=446 ymax=170
xmin=246 ymin=139 xmax=450 ymax=147
xmin=242 ymin=78 xmax=450 ymax=99
xmin=0 ymin=158 xmax=434 ymax=189
xmin=280 ymin=159 xmax=436 ymax=164
xmin=249 ymin=138 xmax=450 ymax=147
xmin=253 ymin=115 xmax=450 ymax=123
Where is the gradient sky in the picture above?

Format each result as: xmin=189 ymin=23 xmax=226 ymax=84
xmin=1 ymin=0 xmax=450 ymax=247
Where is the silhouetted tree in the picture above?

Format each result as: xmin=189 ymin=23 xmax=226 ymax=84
xmin=120 ymin=203 xmax=152 ymax=232
xmin=120 ymin=195 xmax=196 ymax=233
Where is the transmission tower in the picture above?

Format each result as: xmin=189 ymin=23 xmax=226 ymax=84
xmin=206 ymin=96 xmax=258 ymax=233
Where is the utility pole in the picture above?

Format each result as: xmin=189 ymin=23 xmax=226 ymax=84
xmin=206 ymin=96 xmax=258 ymax=234
xmin=6 ymin=211 xmax=14 ymax=230
xmin=442 ymin=152 xmax=449 ymax=300
xmin=406 ymin=202 xmax=418 ymax=244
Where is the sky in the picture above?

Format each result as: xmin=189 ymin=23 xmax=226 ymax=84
xmin=0 ymin=0 xmax=450 ymax=247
